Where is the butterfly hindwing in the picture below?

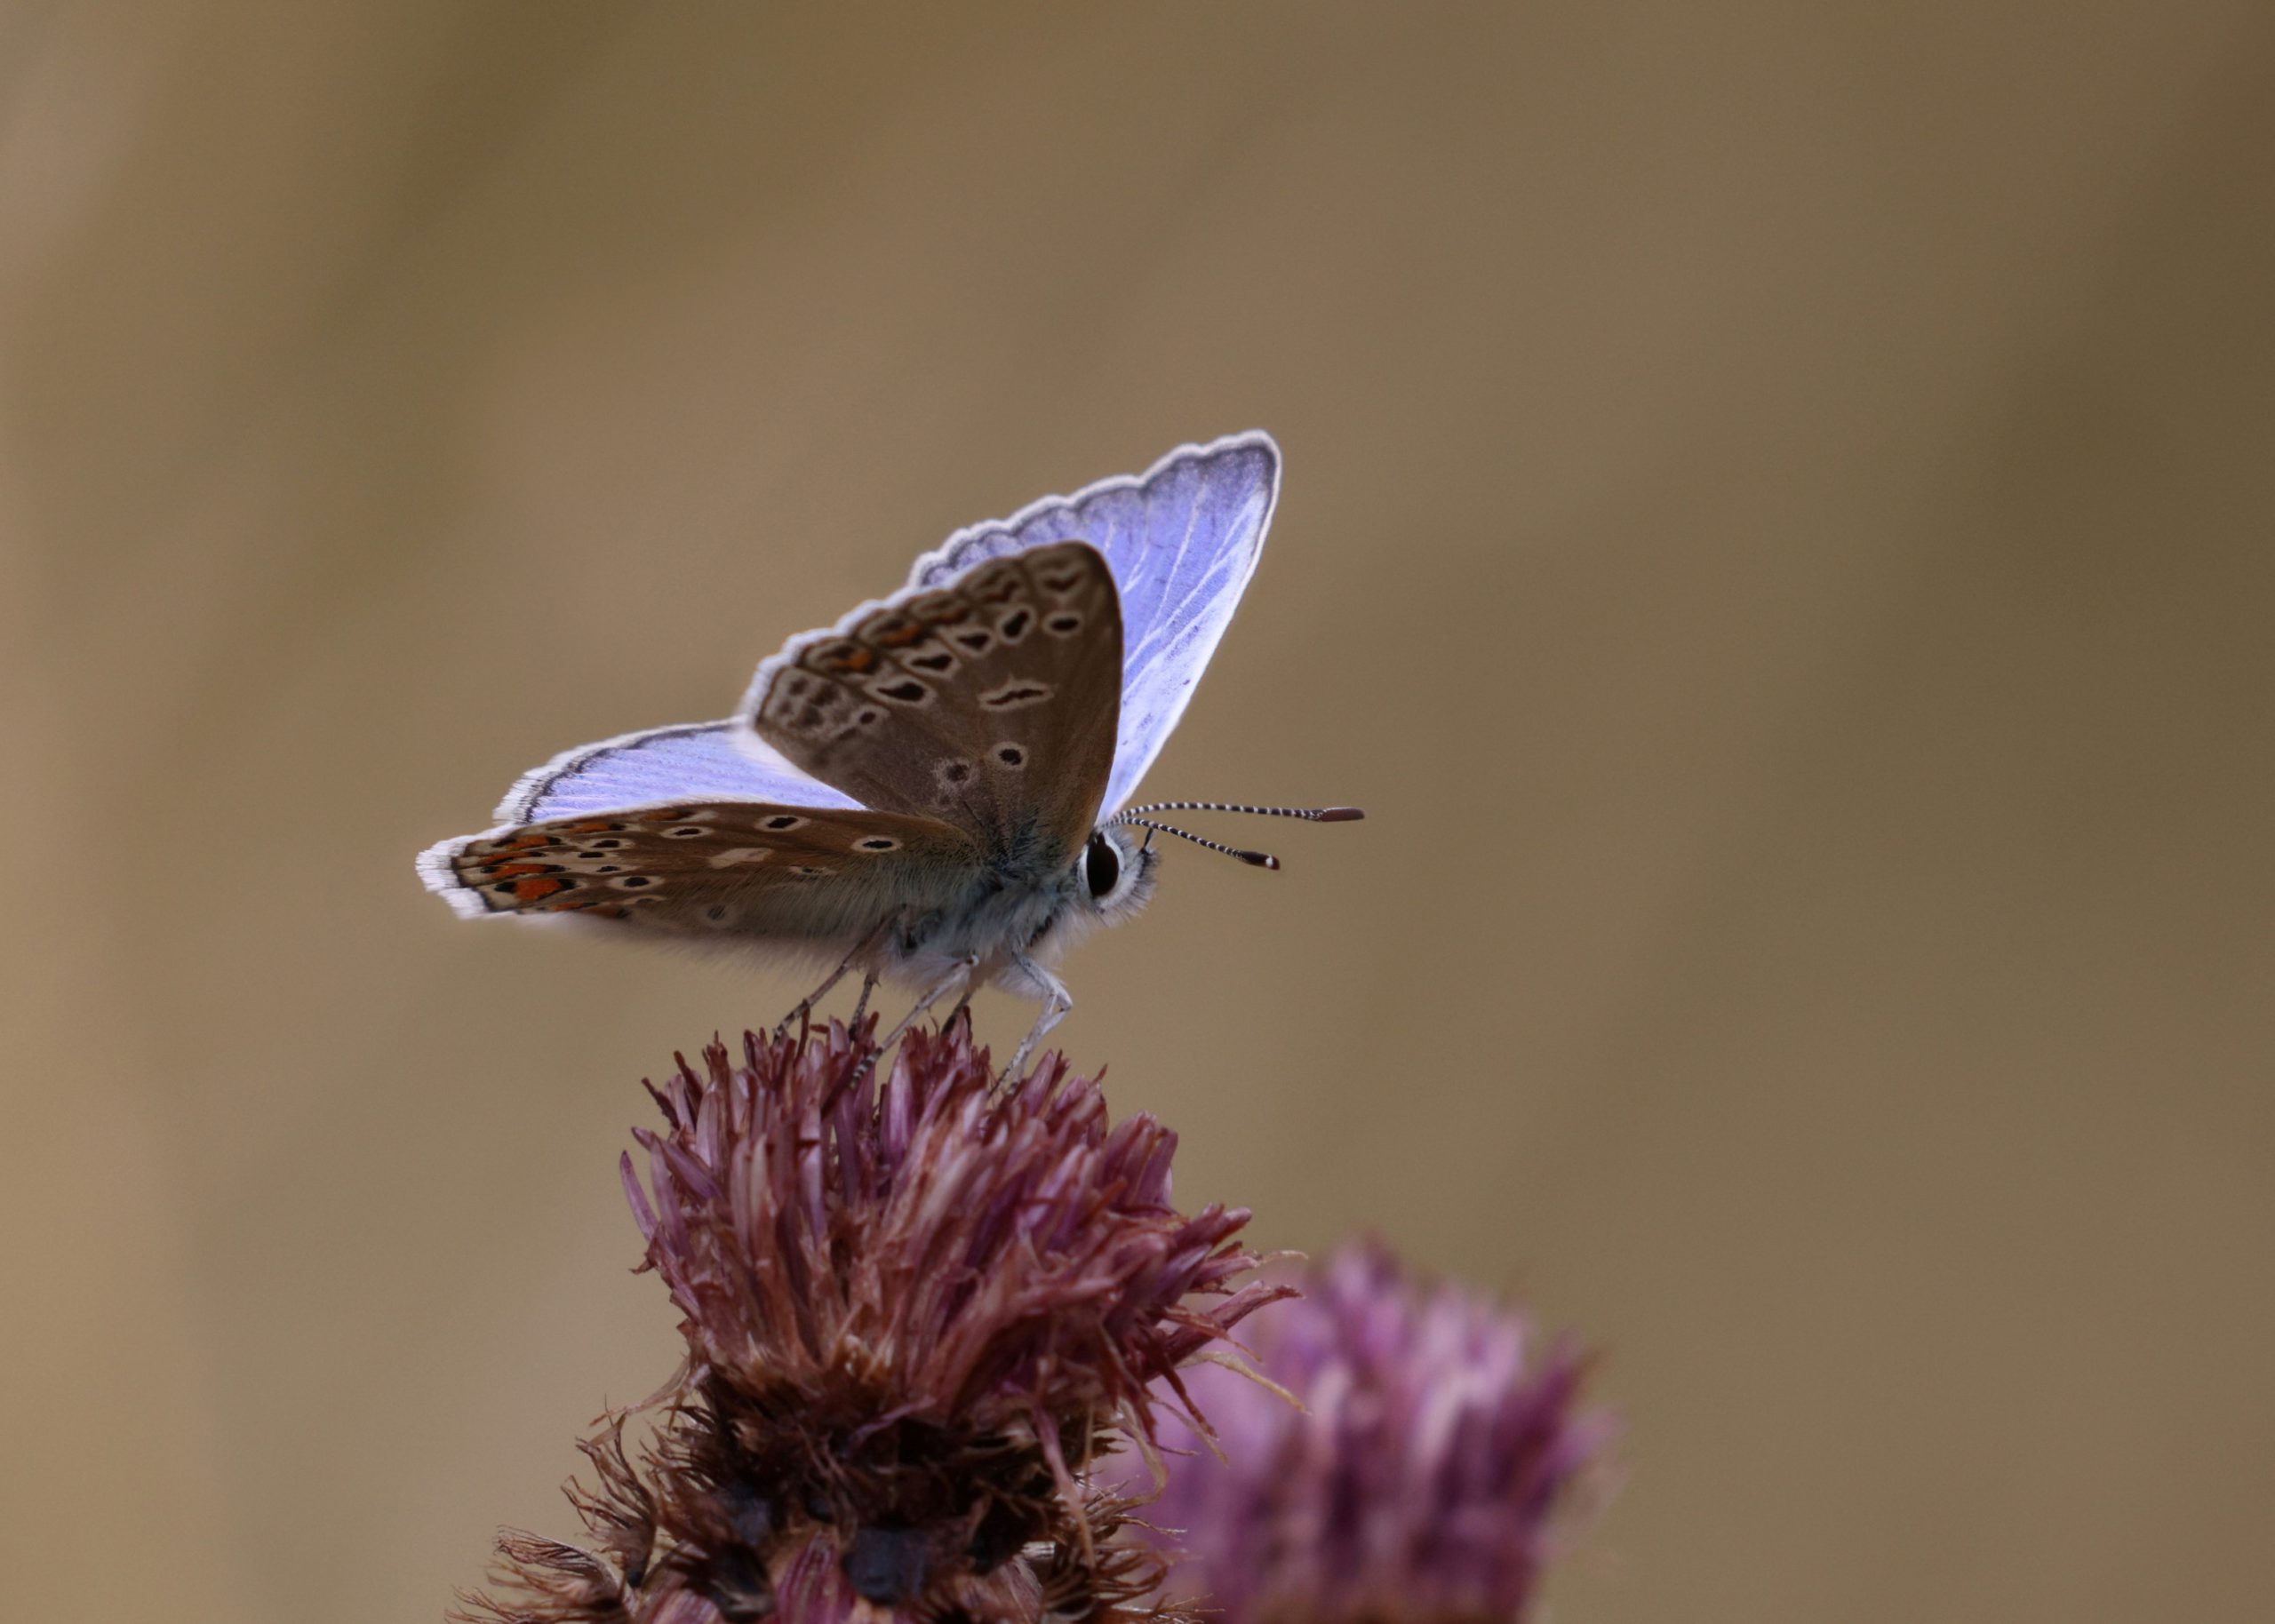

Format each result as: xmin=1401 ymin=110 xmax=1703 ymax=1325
xmin=437 ymin=800 xmax=981 ymax=941
xmin=496 ymin=720 xmax=858 ymax=824
xmin=744 ymin=540 xmax=1122 ymax=865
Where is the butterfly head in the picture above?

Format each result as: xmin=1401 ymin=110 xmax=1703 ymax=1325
xmin=1075 ymin=823 xmax=1158 ymax=927
xmin=1050 ymin=800 xmax=1362 ymax=949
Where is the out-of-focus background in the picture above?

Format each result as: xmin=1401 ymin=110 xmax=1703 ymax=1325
xmin=4 ymin=4 xmax=2271 ymax=1621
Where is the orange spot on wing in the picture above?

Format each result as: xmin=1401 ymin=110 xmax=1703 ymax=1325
xmin=511 ymin=877 xmax=569 ymax=903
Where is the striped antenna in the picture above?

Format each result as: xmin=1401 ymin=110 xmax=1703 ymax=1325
xmin=1115 ymin=818 xmax=1281 ymax=870
xmin=1114 ymin=801 xmax=1365 ymax=823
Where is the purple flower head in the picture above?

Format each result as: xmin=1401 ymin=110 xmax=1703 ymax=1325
xmin=1120 ymin=1243 xmax=1608 ymax=1624
xmin=456 ymin=1020 xmax=1289 ymax=1624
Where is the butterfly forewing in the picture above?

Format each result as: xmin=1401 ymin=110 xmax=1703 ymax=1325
xmin=443 ymin=801 xmax=981 ymax=941
xmin=745 ymin=540 xmax=1122 ymax=866
xmin=901 ymin=434 xmax=1278 ymax=815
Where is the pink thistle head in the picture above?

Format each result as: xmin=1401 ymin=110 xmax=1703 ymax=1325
xmin=456 ymin=1020 xmax=1288 ymax=1624
xmin=1120 ymin=1242 xmax=1609 ymax=1624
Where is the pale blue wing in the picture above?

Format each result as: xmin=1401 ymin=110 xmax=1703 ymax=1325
xmin=493 ymin=720 xmax=859 ymax=823
xmin=901 ymin=431 xmax=1281 ymax=816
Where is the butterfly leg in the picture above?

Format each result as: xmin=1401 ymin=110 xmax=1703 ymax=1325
xmin=876 ymin=952 xmax=982 ymax=1055
xmin=777 ymin=956 xmax=854 ymax=1038
xmin=778 ymin=915 xmax=898 ymax=1037
xmin=850 ymin=969 xmax=878 ymax=1028
xmin=1001 ymin=955 xmax=1072 ymax=1083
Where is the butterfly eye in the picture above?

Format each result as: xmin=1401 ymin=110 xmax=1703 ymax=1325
xmin=1084 ymin=832 xmax=1120 ymax=899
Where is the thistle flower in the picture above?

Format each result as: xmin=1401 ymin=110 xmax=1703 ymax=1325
xmin=1119 ymin=1244 xmax=1607 ymax=1624
xmin=456 ymin=1019 xmax=1289 ymax=1624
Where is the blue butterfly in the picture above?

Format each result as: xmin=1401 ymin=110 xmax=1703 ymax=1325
xmin=418 ymin=432 xmax=1359 ymax=1063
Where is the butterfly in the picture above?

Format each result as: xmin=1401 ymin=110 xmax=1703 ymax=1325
xmin=417 ymin=431 xmax=1360 ymax=1068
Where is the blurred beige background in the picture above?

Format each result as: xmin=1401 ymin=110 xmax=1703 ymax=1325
xmin=4 ymin=4 xmax=2271 ymax=1620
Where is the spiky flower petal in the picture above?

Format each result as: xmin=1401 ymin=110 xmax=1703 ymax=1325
xmin=457 ymin=1020 xmax=1287 ymax=1624
xmin=1121 ymin=1243 xmax=1607 ymax=1624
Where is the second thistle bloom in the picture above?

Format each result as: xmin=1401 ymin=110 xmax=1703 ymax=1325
xmin=1122 ymin=1244 xmax=1607 ymax=1624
